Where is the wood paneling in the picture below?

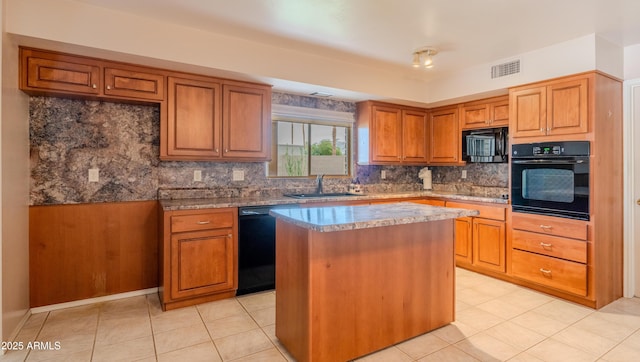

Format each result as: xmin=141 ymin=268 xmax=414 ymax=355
xmin=29 ymin=201 xmax=158 ymax=307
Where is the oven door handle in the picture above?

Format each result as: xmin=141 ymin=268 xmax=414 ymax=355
xmin=511 ymin=159 xmax=587 ymax=165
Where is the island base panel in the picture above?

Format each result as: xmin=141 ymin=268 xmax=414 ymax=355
xmin=275 ymin=219 xmax=455 ymax=362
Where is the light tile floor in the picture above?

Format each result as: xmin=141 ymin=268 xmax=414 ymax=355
xmin=2 ymin=268 xmax=640 ymax=361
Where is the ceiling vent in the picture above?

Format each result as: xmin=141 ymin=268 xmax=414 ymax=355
xmin=491 ymin=60 xmax=520 ymax=79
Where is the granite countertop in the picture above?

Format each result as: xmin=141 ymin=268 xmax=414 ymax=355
xmin=159 ymin=190 xmax=508 ymax=211
xmin=269 ymin=202 xmax=479 ymax=232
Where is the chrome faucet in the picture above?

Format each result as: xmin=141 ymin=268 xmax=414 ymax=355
xmin=315 ymin=174 xmax=324 ymax=194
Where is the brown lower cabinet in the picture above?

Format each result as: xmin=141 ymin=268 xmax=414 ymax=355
xmin=447 ymin=201 xmax=507 ymax=274
xmin=159 ymin=207 xmax=238 ymax=311
xmin=510 ymin=213 xmax=588 ymax=297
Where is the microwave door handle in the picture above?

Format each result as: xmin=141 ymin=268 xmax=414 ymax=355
xmin=496 ymin=131 xmax=504 ymax=157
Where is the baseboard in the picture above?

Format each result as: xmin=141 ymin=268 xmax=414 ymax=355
xmin=30 ymin=288 xmax=159 ymax=314
xmin=4 ymin=309 xmax=32 ymax=348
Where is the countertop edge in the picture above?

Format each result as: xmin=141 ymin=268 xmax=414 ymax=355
xmin=269 ymin=203 xmax=480 ymax=232
xmin=159 ymin=191 xmax=508 ymax=211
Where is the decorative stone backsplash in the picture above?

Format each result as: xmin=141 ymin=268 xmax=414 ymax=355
xmin=29 ymin=94 xmax=507 ymax=205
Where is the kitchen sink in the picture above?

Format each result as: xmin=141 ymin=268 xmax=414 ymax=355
xmin=284 ymin=192 xmax=360 ymax=199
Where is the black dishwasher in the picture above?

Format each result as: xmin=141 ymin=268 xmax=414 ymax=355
xmin=237 ymin=204 xmax=299 ymax=295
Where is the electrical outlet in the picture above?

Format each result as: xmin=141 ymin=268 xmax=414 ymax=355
xmin=461 ymin=170 xmax=467 ymax=179
xmin=88 ymin=168 xmax=99 ymax=182
xmin=381 ymin=170 xmax=387 ymax=179
xmin=232 ymin=169 xmax=245 ymax=181
xmin=193 ymin=170 xmax=202 ymax=182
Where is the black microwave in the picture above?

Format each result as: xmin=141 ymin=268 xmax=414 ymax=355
xmin=462 ymin=127 xmax=508 ymax=163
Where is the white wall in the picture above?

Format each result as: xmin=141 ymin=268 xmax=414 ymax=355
xmin=624 ymin=44 xmax=640 ymax=297
xmin=625 ymin=44 xmax=640 ymax=80
xmin=4 ymin=0 xmax=612 ymax=107
xmin=1 ymin=0 xmax=30 ymax=340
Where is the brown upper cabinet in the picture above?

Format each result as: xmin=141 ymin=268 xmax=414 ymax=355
xmin=103 ymin=67 xmax=165 ymax=101
xmin=20 ymin=47 xmax=272 ymax=162
xmin=356 ymin=101 xmax=428 ymax=165
xmin=510 ymin=75 xmax=588 ymax=139
xmin=428 ymin=105 xmax=460 ymax=164
xmin=166 ymin=77 xmax=222 ymax=158
xmin=222 ymin=84 xmax=271 ymax=160
xmin=21 ymin=49 xmax=101 ymax=96
xmin=460 ymin=95 xmax=509 ymax=129
xmin=163 ymin=77 xmax=271 ymax=161
xmin=20 ymin=47 xmax=165 ymax=101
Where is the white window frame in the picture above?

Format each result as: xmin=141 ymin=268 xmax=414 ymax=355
xmin=269 ymin=104 xmax=355 ymax=178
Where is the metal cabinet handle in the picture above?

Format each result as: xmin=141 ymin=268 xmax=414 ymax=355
xmin=106 ymin=85 xmax=111 ymax=90
xmin=539 ymin=224 xmax=552 ymax=230
xmin=539 ymin=268 xmax=552 ymax=275
xmin=92 ymin=84 xmax=97 ymax=89
xmin=540 ymin=242 xmax=553 ymax=248
xmin=196 ymin=220 xmax=211 ymax=225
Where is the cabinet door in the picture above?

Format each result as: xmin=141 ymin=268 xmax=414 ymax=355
xmin=510 ymin=86 xmax=546 ymax=138
xmin=167 ymin=76 xmax=221 ymax=158
xmin=489 ymin=98 xmax=510 ymax=127
xmin=222 ymin=84 xmax=271 ymax=160
xmin=401 ymin=109 xmax=428 ymax=163
xmin=22 ymin=49 xmax=100 ymax=95
xmin=170 ymin=228 xmax=235 ymax=300
xmin=371 ymin=105 xmax=403 ymax=163
xmin=104 ymin=67 xmax=165 ymax=101
xmin=455 ymin=217 xmax=473 ymax=265
xmin=429 ymin=107 xmax=459 ymax=163
xmin=461 ymin=103 xmax=490 ymax=129
xmin=546 ymin=78 xmax=588 ymax=136
xmin=473 ymin=218 xmax=506 ymax=272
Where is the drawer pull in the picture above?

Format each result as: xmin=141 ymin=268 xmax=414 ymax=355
xmin=539 ymin=242 xmax=553 ymax=249
xmin=539 ymin=224 xmax=553 ymax=231
xmin=539 ymin=268 xmax=552 ymax=276
xmin=196 ymin=220 xmax=211 ymax=225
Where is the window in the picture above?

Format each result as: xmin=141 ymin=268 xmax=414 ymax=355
xmin=268 ymin=105 xmax=353 ymax=177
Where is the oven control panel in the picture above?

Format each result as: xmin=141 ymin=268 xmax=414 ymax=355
xmin=512 ymin=141 xmax=590 ymax=157
xmin=532 ymin=145 xmax=561 ymax=155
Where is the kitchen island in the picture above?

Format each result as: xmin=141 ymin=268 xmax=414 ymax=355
xmin=270 ymin=202 xmax=478 ymax=362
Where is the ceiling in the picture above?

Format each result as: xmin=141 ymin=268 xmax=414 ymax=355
xmin=72 ymin=0 xmax=640 ymax=100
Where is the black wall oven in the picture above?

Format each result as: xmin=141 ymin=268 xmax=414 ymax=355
xmin=511 ymin=141 xmax=590 ymax=220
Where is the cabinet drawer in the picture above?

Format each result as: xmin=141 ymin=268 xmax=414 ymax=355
xmin=171 ymin=211 xmax=234 ymax=233
xmin=446 ymin=201 xmax=505 ymax=221
xmin=512 ymin=230 xmax=587 ymax=263
xmin=512 ymin=249 xmax=587 ymax=296
xmin=511 ymin=213 xmax=587 ymax=240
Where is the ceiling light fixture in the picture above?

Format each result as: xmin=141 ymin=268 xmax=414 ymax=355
xmin=412 ymin=47 xmax=438 ymax=69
